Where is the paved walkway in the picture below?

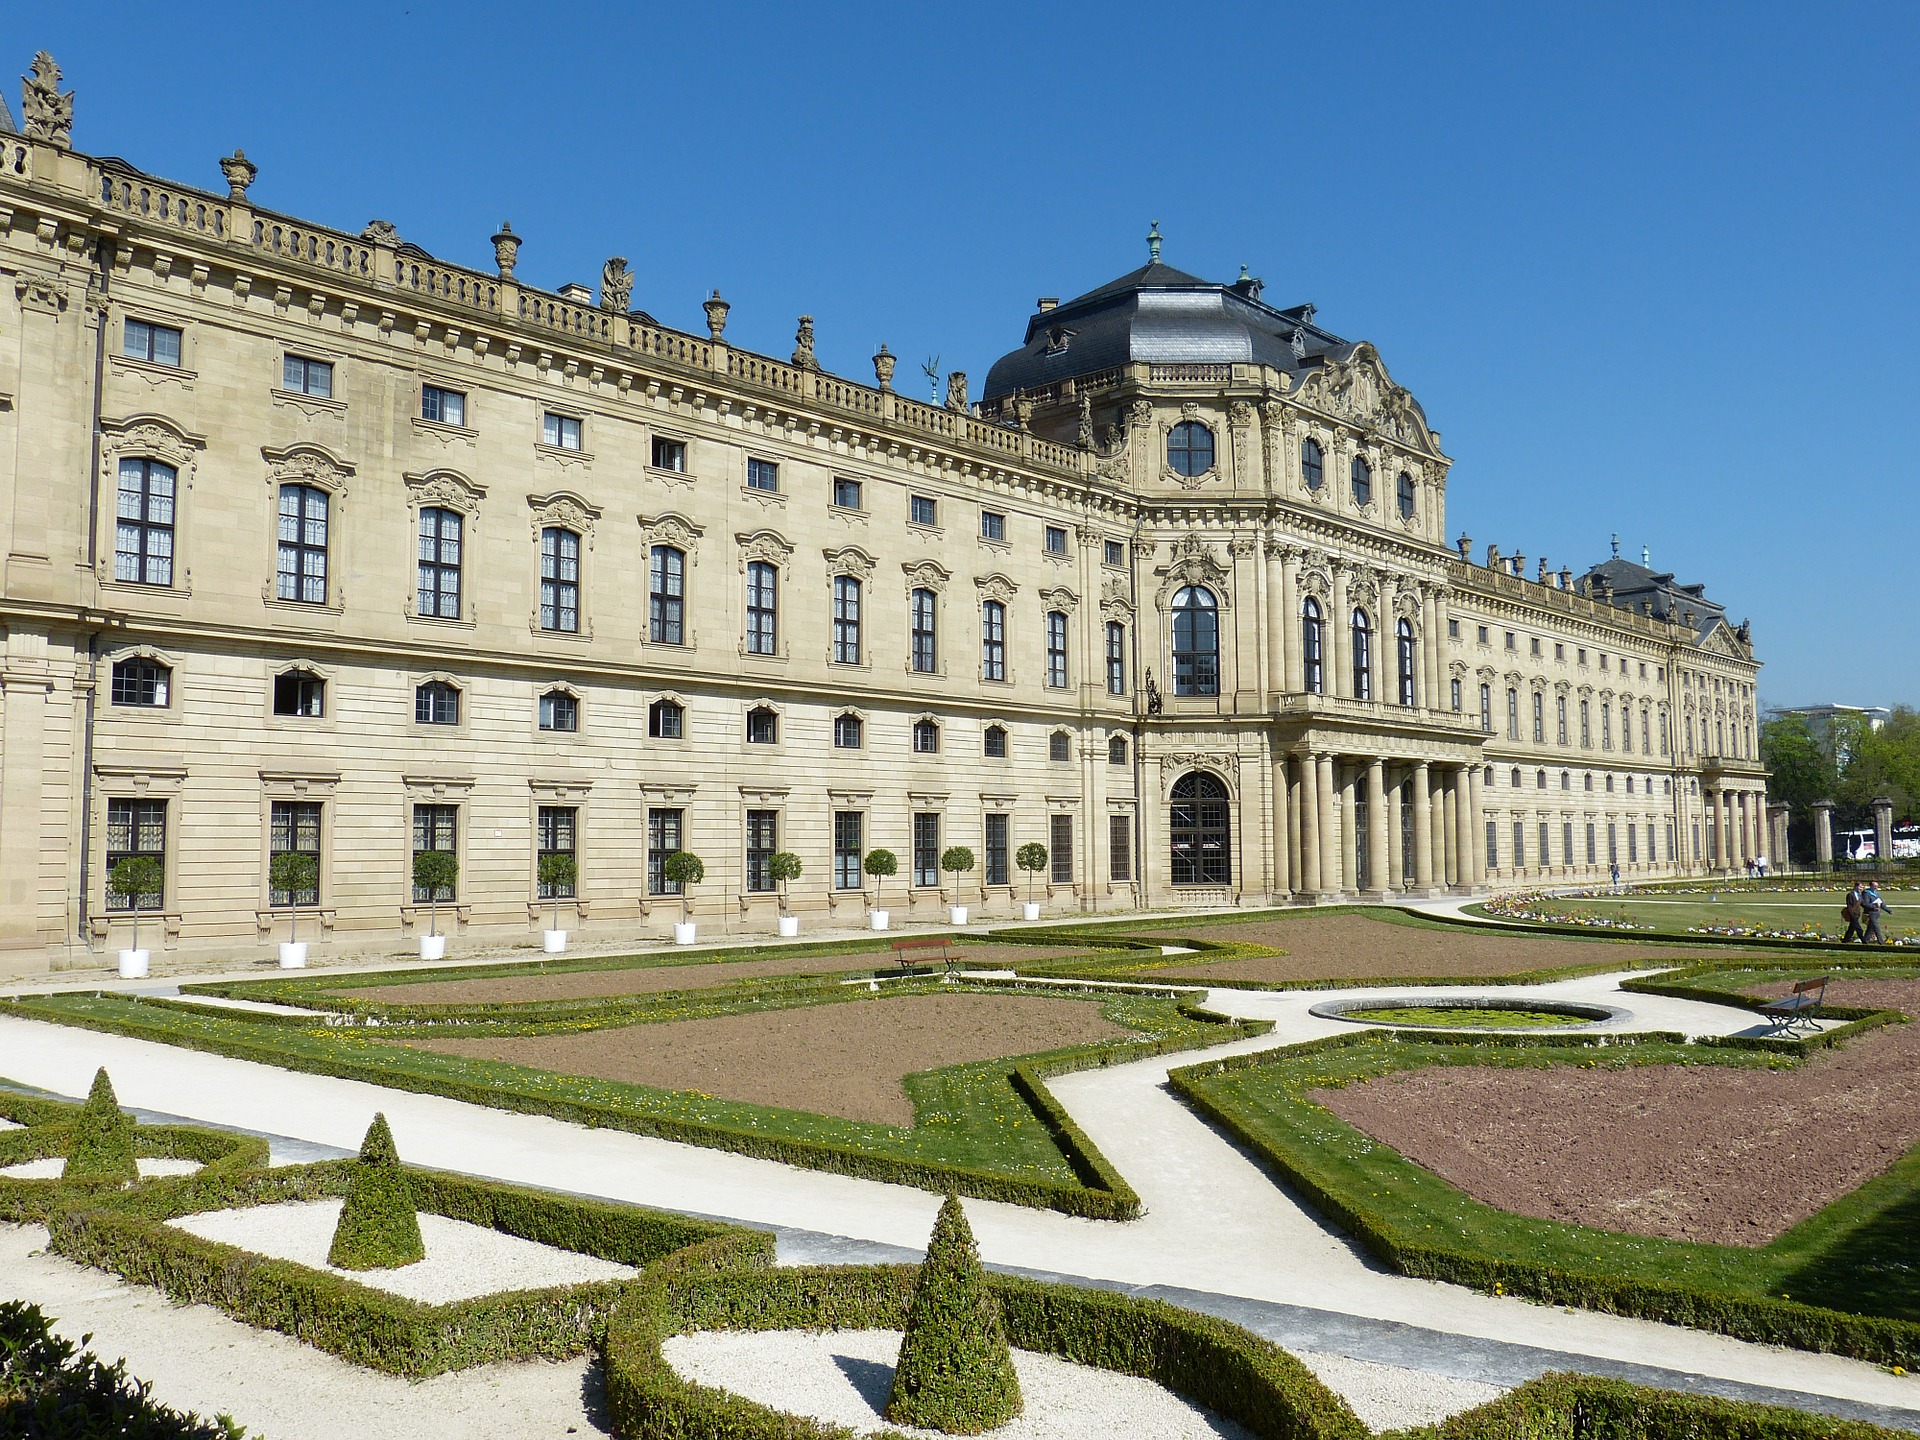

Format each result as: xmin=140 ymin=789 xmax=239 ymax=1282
xmin=1 ymin=964 xmax=1915 ymax=1432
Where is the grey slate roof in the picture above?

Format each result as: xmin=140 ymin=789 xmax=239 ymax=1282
xmin=1576 ymin=556 xmax=1726 ymax=639
xmin=982 ymin=257 xmax=1354 ymax=400
xmin=0 ymin=88 xmax=15 ymax=134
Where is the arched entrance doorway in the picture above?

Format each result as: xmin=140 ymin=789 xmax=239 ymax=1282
xmin=1170 ymin=771 xmax=1232 ymax=886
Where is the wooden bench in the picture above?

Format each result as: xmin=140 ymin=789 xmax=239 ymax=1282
xmin=890 ymin=936 xmax=958 ymax=974
xmin=1759 ymin=976 xmax=1827 ymax=1033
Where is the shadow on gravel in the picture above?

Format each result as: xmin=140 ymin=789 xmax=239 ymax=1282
xmin=831 ymin=1351 xmax=897 ymax=1411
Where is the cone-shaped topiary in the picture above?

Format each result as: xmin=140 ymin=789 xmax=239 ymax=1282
xmin=885 ymin=1194 xmax=1023 ymax=1434
xmin=61 ymin=1068 xmax=137 ymax=1184
xmin=326 ymin=1113 xmax=425 ymax=1270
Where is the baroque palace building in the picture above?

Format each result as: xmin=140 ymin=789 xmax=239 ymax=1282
xmin=0 ymin=55 xmax=1775 ymax=968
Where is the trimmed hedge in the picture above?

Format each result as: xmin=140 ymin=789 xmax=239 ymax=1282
xmin=886 ymin=1195 xmax=1022 ymax=1432
xmin=64 ymin=1068 xmax=137 ymax=1184
xmin=45 ymin=1159 xmax=752 ymax=1377
xmin=1169 ymin=1029 xmax=1920 ymax=1366
xmin=326 ymin=1114 xmax=424 ymax=1270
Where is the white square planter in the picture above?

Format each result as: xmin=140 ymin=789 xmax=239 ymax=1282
xmin=949 ymin=905 xmax=969 ymax=925
xmin=543 ymin=929 xmax=567 ymax=954
xmin=869 ymin=910 xmax=890 ymax=931
xmin=1022 ymin=902 xmax=1042 ymax=921
xmin=777 ymin=915 xmax=800 ymax=937
xmin=419 ymin=934 xmax=447 ymax=961
xmin=277 ymin=942 xmax=308 ymax=969
xmin=117 ymin=948 xmax=150 ymax=979
xmin=673 ymin=922 xmax=697 ymax=945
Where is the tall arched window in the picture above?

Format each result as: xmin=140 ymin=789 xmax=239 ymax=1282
xmin=1301 ymin=439 xmax=1324 ymax=491
xmin=1350 ymin=609 xmax=1372 ymax=700
xmin=1045 ymin=610 xmax=1069 ymax=688
xmin=1350 ymin=456 xmax=1372 ymax=507
xmin=649 ymin=545 xmax=685 ymax=644
xmin=117 ymin=458 xmax=177 ymax=587
xmin=832 ymin=575 xmax=862 ymax=664
xmin=1301 ymin=597 xmax=1324 ymax=693
xmin=746 ymin=560 xmax=777 ymax=654
xmin=1396 ymin=618 xmax=1416 ymax=706
xmin=910 ymin=587 xmax=937 ymax=672
xmin=277 ymin=484 xmax=328 ymax=604
xmin=981 ymin=600 xmax=1006 ymax=681
xmin=1169 ymin=772 xmax=1232 ymax=885
xmin=416 ymin=507 xmax=462 ymax=619
xmin=540 ymin=526 xmax=580 ymax=632
xmin=1171 ymin=586 xmax=1219 ymax=696
xmin=1167 ymin=421 xmax=1214 ymax=478
xmin=1397 ymin=471 xmax=1417 ymax=520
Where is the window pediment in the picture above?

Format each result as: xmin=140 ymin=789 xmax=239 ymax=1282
xmin=638 ymin=511 xmax=703 ymax=550
xmin=903 ymin=558 xmax=951 ymax=594
xmin=824 ymin=545 xmax=876 ymax=580
xmin=528 ymin=490 xmax=602 ymax=543
xmin=263 ymin=442 xmax=353 ymax=497
xmin=736 ymin=528 xmax=793 ymax=571
xmin=405 ymin=468 xmax=485 ymax=514
xmin=975 ymin=572 xmax=1018 ymax=604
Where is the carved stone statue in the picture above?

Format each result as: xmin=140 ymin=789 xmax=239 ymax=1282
xmin=218 ymin=150 xmax=257 ymax=201
xmin=1077 ymin=393 xmax=1094 ymax=449
xmin=360 ymin=220 xmax=399 ymax=244
xmin=22 ymin=52 xmax=74 ymax=148
xmin=599 ymin=257 xmax=634 ymax=313
xmin=792 ymin=316 xmax=818 ymax=371
xmin=945 ymin=372 xmax=969 ymax=413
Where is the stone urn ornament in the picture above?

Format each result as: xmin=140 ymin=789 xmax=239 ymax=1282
xmin=703 ymin=290 xmax=730 ymax=341
xmin=873 ymin=344 xmax=896 ymax=391
xmin=218 ymin=150 xmax=257 ymax=201
xmin=490 ymin=222 xmax=520 ymax=279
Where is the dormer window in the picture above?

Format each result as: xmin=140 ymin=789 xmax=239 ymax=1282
xmin=1167 ymin=421 xmax=1214 ymax=478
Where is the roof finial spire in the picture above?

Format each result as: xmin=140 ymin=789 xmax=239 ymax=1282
xmin=1641 ymin=544 xmax=1651 ymax=566
xmin=1610 ymin=532 xmax=1620 ymax=559
xmin=1147 ymin=220 xmax=1162 ymax=264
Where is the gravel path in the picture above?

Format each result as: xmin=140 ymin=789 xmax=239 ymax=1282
xmin=1290 ymin=1349 xmax=1504 ymax=1430
xmin=406 ymin=991 xmax=1128 ymax=1126
xmin=169 ymin=1198 xmax=634 ymax=1301
xmin=662 ymin=1328 xmax=1257 ymax=1438
xmin=0 ymin=1156 xmax=200 ymax=1179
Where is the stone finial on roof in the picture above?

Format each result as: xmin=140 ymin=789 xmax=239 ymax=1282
xmin=792 ymin=315 xmax=818 ymax=372
xmin=21 ymin=51 xmax=73 ymax=148
xmin=1147 ymin=220 xmax=1162 ymax=264
xmin=219 ymin=150 xmax=257 ymax=200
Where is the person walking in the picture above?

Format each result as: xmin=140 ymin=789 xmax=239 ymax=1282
xmin=1841 ymin=882 xmax=1867 ymax=943
xmin=1863 ymin=879 xmax=1889 ymax=944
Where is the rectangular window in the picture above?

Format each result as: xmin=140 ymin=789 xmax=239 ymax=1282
xmin=1104 ymin=539 xmax=1125 ymax=567
xmin=1506 ymin=688 xmax=1519 ymax=740
xmin=1109 ymin=814 xmax=1132 ymax=882
xmin=649 ymin=545 xmax=685 ymax=645
xmin=832 ymin=477 xmax=863 ymax=510
xmin=833 ymin=712 xmax=862 ymax=748
xmin=1480 ymin=684 xmax=1493 ymax=734
xmin=832 ymin=575 xmax=862 ymax=664
xmin=416 ymin=507 xmax=462 ymax=619
xmin=985 ymin=813 xmax=1010 ymax=886
xmin=1045 ymin=611 xmax=1068 ymax=688
xmin=1050 ymin=814 xmax=1074 ymax=884
xmin=1580 ymin=700 xmax=1592 ymax=747
xmin=105 ymin=798 xmax=167 ymax=911
xmin=647 ymin=808 xmax=683 ymax=895
xmin=1532 ymin=693 xmax=1544 ymax=742
xmin=1539 ymin=821 xmax=1551 ymax=867
xmin=411 ymin=804 xmax=457 ymax=902
xmin=651 ymin=436 xmax=687 ymax=472
xmin=1505 ymin=631 xmax=1516 ymax=651
xmin=1607 ymin=823 xmax=1619 ymax=864
xmin=1447 ymin=619 xmax=1460 ymax=639
xmin=537 ymin=806 xmax=577 ymax=897
xmin=1586 ymin=822 xmax=1597 ymax=865
xmin=1601 ymin=704 xmax=1613 ymax=750
xmin=912 ymin=813 xmax=940 ymax=888
xmin=269 ymin=801 xmax=322 ymax=907
xmin=1557 ymin=696 xmax=1568 ymax=745
xmin=1530 ymin=638 xmax=1542 ymax=657
xmin=1477 ymin=626 xmax=1489 ymax=644
xmin=540 ymin=527 xmax=581 ymax=633
xmin=115 ymin=458 xmax=177 ymax=587
xmin=543 ymin=412 xmax=584 ymax=450
xmin=1045 ymin=525 xmax=1068 ymax=555
xmin=833 ymin=811 xmax=864 ymax=890
xmin=1512 ymin=821 xmax=1526 ymax=868
xmin=1627 ymin=824 xmax=1638 ymax=863
xmin=1564 ymin=821 xmax=1575 ymax=864
xmin=911 ymin=588 xmax=938 ymax=673
xmin=746 ymin=809 xmax=777 ymax=892
xmin=1106 ymin=622 xmax=1126 ymax=695
xmin=1450 ymin=677 xmax=1462 ymax=713
xmin=910 ymin=494 xmax=938 ymax=526
xmin=123 ymin=318 xmax=182 ymax=367
xmin=110 ymin=659 xmax=169 ymax=708
xmin=1555 ymin=643 xmax=1565 ymax=661
xmin=1485 ymin=821 xmax=1499 ymax=870
xmin=421 ymin=384 xmax=466 ymax=425
xmin=980 ymin=510 xmax=1006 ymax=542
xmin=276 ymin=484 xmax=329 ymax=604
xmin=981 ymin=601 xmax=1006 ymax=682
xmin=415 ymin=682 xmax=459 ymax=725
xmin=282 ymin=354 xmax=333 ymax=398
xmin=746 ymin=561 xmax=778 ymax=654
xmin=746 ymin=457 xmax=779 ymax=491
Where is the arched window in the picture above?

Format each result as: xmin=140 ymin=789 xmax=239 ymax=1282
xmin=832 ymin=575 xmax=862 ymax=664
xmin=1049 ymin=730 xmax=1072 ymax=762
xmin=417 ymin=507 xmax=462 ymax=619
xmin=1171 ymin=586 xmax=1219 ymax=696
xmin=1301 ymin=439 xmax=1324 ymax=491
xmin=415 ymin=680 xmax=460 ymax=725
xmin=910 ymin=587 xmax=937 ymax=672
xmin=648 ymin=698 xmax=684 ymax=738
xmin=649 ymin=545 xmax=685 ymax=644
xmin=1395 ymin=618 xmax=1416 ymax=706
xmin=116 ymin=458 xmax=177 ymax=587
xmin=111 ymin=656 xmax=171 ymax=708
xmin=1350 ymin=456 xmax=1372 ymax=507
xmin=538 ymin=688 xmax=577 ymax=732
xmin=982 ymin=724 xmax=1007 ymax=758
xmin=746 ymin=705 xmax=778 ymax=744
xmin=1301 ymin=597 xmax=1324 ymax=693
xmin=1397 ymin=471 xmax=1416 ymax=520
xmin=277 ymin=484 xmax=329 ymax=604
xmin=981 ymin=600 xmax=1007 ymax=681
xmin=746 ymin=560 xmax=778 ymax=654
xmin=913 ymin=718 xmax=940 ymax=754
xmin=1350 ymin=609 xmax=1372 ymax=700
xmin=1108 ymin=734 xmax=1128 ymax=766
xmin=1167 ymin=421 xmax=1214 ymax=477
xmin=540 ymin=526 xmax=580 ymax=633
xmin=274 ymin=669 xmax=325 ymax=718
xmin=833 ymin=712 xmax=863 ymax=748
xmin=1169 ymin=772 xmax=1232 ymax=886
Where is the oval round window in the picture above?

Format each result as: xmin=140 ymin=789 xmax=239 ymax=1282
xmin=1167 ymin=421 xmax=1215 ymax=478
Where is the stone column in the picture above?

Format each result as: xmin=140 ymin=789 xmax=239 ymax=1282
xmin=1265 ymin=543 xmax=1287 ymax=698
xmin=1286 ymin=756 xmax=1304 ymax=896
xmin=1467 ymin=764 xmax=1488 ymax=885
xmin=1813 ymin=800 xmax=1835 ymax=867
xmin=1874 ymin=797 xmax=1895 ymax=869
xmin=1299 ymin=752 xmax=1322 ymax=895
xmin=1271 ymin=755 xmax=1291 ymax=896
xmin=1715 ymin=790 xmax=1731 ymax=873
xmin=1412 ymin=762 xmax=1435 ymax=892
xmin=1365 ymin=758 xmax=1389 ymax=899
xmin=1318 ymin=753 xmax=1341 ymax=898
xmin=1420 ymin=587 xmax=1440 ymax=712
xmin=1331 ymin=565 xmax=1352 ymax=698
xmin=1451 ymin=768 xmax=1474 ymax=891
xmin=1767 ymin=804 xmax=1790 ymax=871
xmin=1340 ymin=765 xmax=1359 ymax=892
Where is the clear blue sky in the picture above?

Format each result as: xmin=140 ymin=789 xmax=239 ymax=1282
xmin=11 ymin=3 xmax=1914 ymax=707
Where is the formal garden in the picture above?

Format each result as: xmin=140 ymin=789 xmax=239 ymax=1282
xmin=5 ymin=906 xmax=1920 ymax=1436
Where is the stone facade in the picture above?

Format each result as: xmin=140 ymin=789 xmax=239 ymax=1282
xmin=0 ymin=63 xmax=1767 ymax=970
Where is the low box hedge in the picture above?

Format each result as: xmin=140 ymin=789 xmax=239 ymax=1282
xmin=45 ymin=1159 xmax=754 ymax=1378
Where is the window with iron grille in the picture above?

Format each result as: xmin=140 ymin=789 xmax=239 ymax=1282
xmin=647 ymin=808 xmax=683 ymax=895
xmin=913 ymin=813 xmax=940 ymax=887
xmin=412 ymin=804 xmax=457 ymax=901
xmin=270 ymin=801 xmax=322 ymax=906
xmin=649 ymin=545 xmax=685 ymax=644
xmin=543 ymin=412 xmax=583 ymax=450
xmin=116 ymin=458 xmax=176 ymax=586
xmin=106 ymin=798 xmax=166 ymax=911
xmin=1045 ymin=610 xmax=1068 ymax=688
xmin=539 ymin=689 xmax=578 ymax=732
xmin=1486 ymin=821 xmax=1499 ymax=870
xmin=651 ymin=436 xmax=686 ymax=471
xmin=746 ymin=810 xmax=777 ymax=892
xmin=747 ymin=457 xmax=779 ymax=491
xmin=1106 ymin=622 xmax=1126 ymax=695
xmin=982 ymin=725 xmax=1007 ymax=758
xmin=984 ymin=813 xmax=1009 ymax=886
xmin=1109 ymin=814 xmax=1132 ymax=882
xmin=833 ymin=811 xmax=864 ymax=890
xmin=648 ymin=699 xmax=683 ymax=738
xmin=1049 ymin=731 xmax=1071 ymax=762
xmin=111 ymin=657 xmax=170 ymax=708
xmin=421 ymin=384 xmax=466 ymax=425
xmin=1512 ymin=821 xmax=1526 ymax=869
xmin=981 ymin=600 xmax=1006 ymax=681
xmin=832 ymin=575 xmax=862 ymax=664
xmin=282 ymin=354 xmax=333 ymax=397
xmin=1169 ymin=772 xmax=1230 ymax=885
xmin=273 ymin=670 xmax=324 ymax=718
xmin=540 ymin=527 xmax=580 ymax=632
xmin=1050 ymin=814 xmax=1074 ymax=883
xmin=913 ymin=719 xmax=940 ymax=754
xmin=537 ymin=807 xmax=576 ymax=897
xmin=833 ymin=712 xmax=863 ymax=748
xmin=416 ymin=507 xmax=462 ymax=619
xmin=746 ymin=561 xmax=778 ymax=654
xmin=124 ymin=319 xmax=182 ymax=366
xmin=911 ymin=588 xmax=937 ymax=673
xmin=415 ymin=680 xmax=459 ymax=725
xmin=1173 ymin=587 xmax=1219 ymax=696
xmin=832 ymin=477 xmax=863 ymax=510
xmin=277 ymin=484 xmax=329 ymax=604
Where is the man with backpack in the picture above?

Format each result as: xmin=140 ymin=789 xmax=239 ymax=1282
xmin=1842 ymin=883 xmax=1867 ymax=942
xmin=1863 ymin=879 xmax=1890 ymax=944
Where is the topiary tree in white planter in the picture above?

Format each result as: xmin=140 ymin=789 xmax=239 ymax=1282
xmin=663 ymin=850 xmax=704 ymax=942
xmin=107 ymin=855 xmax=164 ymax=975
xmin=1015 ymin=842 xmax=1048 ymax=920
xmin=412 ymin=850 xmax=458 ymax=938
xmin=941 ymin=845 xmax=976 ymax=925
xmin=769 ymin=850 xmax=803 ymax=935
xmin=864 ymin=848 xmax=898 ymax=930
xmin=269 ymin=851 xmax=319 ymax=968
xmin=538 ymin=852 xmax=578 ymax=952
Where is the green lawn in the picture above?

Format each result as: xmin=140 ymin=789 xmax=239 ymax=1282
xmin=1342 ymin=1005 xmax=1579 ymax=1029
xmin=1526 ymin=890 xmax=1920 ymax=942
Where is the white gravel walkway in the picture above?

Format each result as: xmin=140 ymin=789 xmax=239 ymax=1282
xmin=0 ymin=1156 xmax=200 ymax=1179
xmin=169 ymin=1197 xmax=634 ymax=1302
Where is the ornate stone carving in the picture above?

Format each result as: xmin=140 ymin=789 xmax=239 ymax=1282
xmin=791 ymin=316 xmax=818 ymax=371
xmin=360 ymin=220 xmax=398 ymax=244
xmin=637 ymin=511 xmax=704 ymax=550
xmin=1039 ymin=585 xmax=1078 ymax=613
xmin=13 ymin=270 xmax=66 ymax=315
xmin=528 ymin=490 xmax=602 ymax=543
xmin=945 ymin=372 xmax=968 ymax=412
xmin=1099 ymin=576 xmax=1134 ymax=620
xmin=704 ymin=290 xmax=730 ymax=341
xmin=218 ymin=150 xmax=257 ymax=200
xmin=1153 ymin=533 xmax=1232 ymax=610
xmin=490 ymin=222 xmax=519 ymax=278
xmin=902 ymin=558 xmax=950 ymax=593
xmin=22 ymin=53 xmax=73 ymax=148
xmin=102 ymin=415 xmax=205 ymax=473
xmin=263 ymin=443 xmax=353 ymax=498
xmin=1293 ymin=342 xmax=1439 ymax=454
xmin=974 ymin=572 xmax=1018 ymax=604
xmin=1077 ymin=393 xmax=1094 ymax=449
xmin=1157 ymin=753 xmax=1239 ymax=799
xmin=823 ymin=545 xmax=876 ymax=580
xmin=872 ymin=343 xmax=895 ymax=390
xmin=736 ymin=528 xmax=794 ymax=570
xmin=599 ymin=257 xmax=633 ymax=313
xmin=404 ymin=468 xmax=486 ymax=515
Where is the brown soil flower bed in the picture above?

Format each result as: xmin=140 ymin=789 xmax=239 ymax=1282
xmin=1314 ymin=1022 xmax=1920 ymax=1245
xmin=1740 ymin=975 xmax=1920 ymax=1018
xmin=404 ymin=991 xmax=1128 ymax=1126
xmin=1145 ymin=913 xmax=1766 ymax=985
xmin=333 ymin=943 xmax=1095 ymax=1008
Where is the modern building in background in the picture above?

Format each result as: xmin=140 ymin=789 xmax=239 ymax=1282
xmin=0 ymin=54 xmax=1771 ymax=969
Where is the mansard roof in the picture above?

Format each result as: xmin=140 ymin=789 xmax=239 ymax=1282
xmin=0 ymin=87 xmax=15 ymax=134
xmin=1577 ymin=555 xmax=1729 ymax=642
